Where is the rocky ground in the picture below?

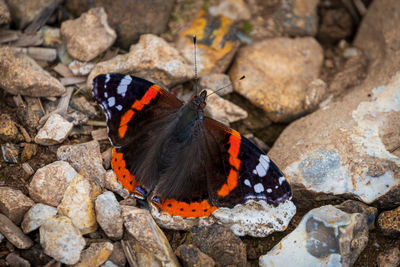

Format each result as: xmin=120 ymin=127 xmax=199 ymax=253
xmin=0 ymin=0 xmax=399 ymax=266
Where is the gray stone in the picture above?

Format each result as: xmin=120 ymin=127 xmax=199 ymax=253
xmin=95 ymin=191 xmax=123 ymax=239
xmin=21 ymin=204 xmax=57 ymax=234
xmin=6 ymin=253 xmax=30 ymax=267
xmin=0 ymin=213 xmax=33 ymax=249
xmin=35 ymin=114 xmax=73 ymax=145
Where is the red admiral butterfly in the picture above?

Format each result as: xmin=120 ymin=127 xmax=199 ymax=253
xmin=92 ymin=73 xmax=291 ymax=218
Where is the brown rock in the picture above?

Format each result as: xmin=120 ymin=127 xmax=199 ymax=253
xmin=230 ymin=37 xmax=324 ymax=122
xmin=0 ymin=47 xmax=65 ymax=97
xmin=17 ymin=97 xmax=44 ymax=132
xmin=199 ymin=74 xmax=233 ymax=96
xmin=0 ymin=114 xmax=19 ymax=142
xmin=1 ymin=143 xmax=19 ymax=163
xmin=377 ymin=206 xmax=400 ymax=235
xmin=377 ymin=247 xmax=400 ymax=267
xmin=0 ymin=187 xmax=34 ymax=225
xmin=6 ymin=0 xmax=53 ymax=29
xmin=6 ymin=253 xmax=30 ymax=267
xmin=21 ymin=143 xmax=38 ymax=162
xmin=0 ymin=0 xmax=10 ymax=25
xmin=175 ymin=244 xmax=216 ymax=267
xmin=318 ymin=8 xmax=354 ymax=43
xmin=108 ymin=242 xmax=126 ymax=266
xmin=0 ymin=213 xmax=33 ymax=249
xmin=73 ymin=242 xmax=113 ymax=267
xmin=336 ymin=200 xmax=378 ymax=230
xmin=34 ymin=114 xmax=73 ymax=145
xmin=69 ymin=96 xmax=98 ymax=118
xmin=209 ymin=0 xmax=250 ymax=21
xmin=61 ymin=7 xmax=116 ymax=62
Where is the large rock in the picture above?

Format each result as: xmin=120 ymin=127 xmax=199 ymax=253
xmin=260 ymin=205 xmax=368 ymax=267
xmin=268 ymin=0 xmax=400 ymax=208
xmin=0 ymin=187 xmax=34 ymax=225
xmin=0 ymin=47 xmax=65 ymax=97
xmin=88 ymin=34 xmax=193 ymax=88
xmin=230 ymin=37 xmax=324 ymax=122
xmin=61 ymin=7 xmax=116 ymax=61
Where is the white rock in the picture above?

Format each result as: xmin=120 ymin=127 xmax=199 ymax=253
xmin=209 ymin=0 xmax=251 ymax=21
xmin=95 ymin=191 xmax=123 ymax=239
xmin=104 ymin=170 xmax=130 ymax=199
xmin=69 ymin=60 xmax=95 ymax=76
xmin=40 ymin=216 xmax=85 ymax=265
xmin=35 ymin=114 xmax=73 ymax=145
xmin=21 ymin=203 xmax=57 ymax=234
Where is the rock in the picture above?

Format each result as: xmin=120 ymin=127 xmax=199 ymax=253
xmin=177 ymin=11 xmax=240 ymax=76
xmin=191 ymin=223 xmax=247 ymax=266
xmin=229 ymin=37 xmax=324 ymax=122
xmin=273 ymin=0 xmax=319 ymax=36
xmin=70 ymin=96 xmax=98 ymax=118
xmin=73 ymin=242 xmax=114 ymax=267
xmin=40 ymin=216 xmax=85 ymax=265
xmin=61 ymin=7 xmax=116 ymax=62
xmin=377 ymin=206 xmax=400 ymax=235
xmin=21 ymin=143 xmax=38 ymax=162
xmin=0 ymin=187 xmax=34 ymax=225
xmin=175 ymin=244 xmax=216 ymax=267
xmin=34 ymin=114 xmax=73 ymax=145
xmin=104 ymin=170 xmax=130 ymax=199
xmin=377 ymin=247 xmax=400 ymax=267
xmin=17 ymin=97 xmax=44 ymax=132
xmin=0 ymin=213 xmax=33 ymax=249
xmin=6 ymin=0 xmax=53 ymax=29
xmin=101 ymin=261 xmax=118 ymax=267
xmin=318 ymin=8 xmax=354 ymax=43
xmin=88 ymin=34 xmax=193 ymax=88
xmin=40 ymin=26 xmax=62 ymax=47
xmin=57 ymin=174 xmax=98 ymax=234
xmin=69 ymin=60 xmax=96 ymax=76
xmin=0 ymin=114 xmax=19 ymax=142
xmin=1 ymin=143 xmax=19 ymax=164
xmin=121 ymin=206 xmax=179 ymax=266
xmin=107 ymin=242 xmax=126 ymax=267
xmin=29 ymin=161 xmax=77 ymax=206
xmin=0 ymin=47 xmax=65 ymax=97
xmin=336 ymin=200 xmax=378 ymax=230
xmin=5 ymin=253 xmax=30 ymax=267
xmin=199 ymin=74 xmax=233 ymax=96
xmin=205 ymin=89 xmax=247 ymax=125
xmin=66 ymin=109 xmax=89 ymax=126
xmin=20 ymin=244 xmax=52 ymax=266
xmin=95 ymin=191 xmax=123 ymax=239
xmin=0 ymin=0 xmax=10 ymax=25
xmin=21 ymin=204 xmax=57 ymax=234
xmin=259 ymin=205 xmax=369 ymax=267
xmin=209 ymin=0 xmax=250 ymax=21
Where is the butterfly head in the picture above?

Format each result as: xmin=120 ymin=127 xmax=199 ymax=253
xmin=191 ymin=90 xmax=207 ymax=110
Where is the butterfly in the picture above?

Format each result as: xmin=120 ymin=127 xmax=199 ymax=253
xmin=92 ymin=73 xmax=292 ymax=218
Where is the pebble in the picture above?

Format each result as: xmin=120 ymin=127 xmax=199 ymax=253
xmin=73 ymin=242 xmax=114 ymax=267
xmin=61 ymin=7 xmax=116 ymax=61
xmin=69 ymin=60 xmax=96 ymax=76
xmin=21 ymin=204 xmax=57 ymax=234
xmin=377 ymin=206 xmax=400 ymax=235
xmin=336 ymin=200 xmax=378 ymax=230
xmin=57 ymin=174 xmax=98 ymax=234
xmin=57 ymin=140 xmax=106 ymax=186
xmin=40 ymin=26 xmax=62 ymax=47
xmin=1 ymin=143 xmax=19 ymax=164
xmin=259 ymin=205 xmax=368 ymax=267
xmin=199 ymin=73 xmax=233 ymax=96
xmin=175 ymin=244 xmax=216 ymax=267
xmin=209 ymin=0 xmax=250 ymax=21
xmin=28 ymin=161 xmax=77 ymax=206
xmin=70 ymin=96 xmax=98 ymax=118
xmin=318 ymin=8 xmax=354 ymax=42
xmin=0 ymin=187 xmax=34 ymax=225
xmin=0 ymin=47 xmax=65 ymax=97
xmin=0 ymin=0 xmax=10 ymax=25
xmin=17 ymin=97 xmax=44 ymax=132
xmin=377 ymin=247 xmax=400 ymax=267
xmin=229 ymin=37 xmax=324 ymax=122
xmin=5 ymin=252 xmax=30 ymax=267
xmin=34 ymin=113 xmax=73 ymax=145
xmin=0 ymin=213 xmax=33 ymax=249
xmin=40 ymin=216 xmax=85 ymax=265
xmin=95 ymin=191 xmax=123 ymax=239
xmin=6 ymin=0 xmax=53 ymax=29
xmin=88 ymin=34 xmax=193 ymax=88
xmin=21 ymin=143 xmax=38 ymax=162
xmin=0 ymin=114 xmax=19 ymax=142
xmin=107 ymin=242 xmax=126 ymax=267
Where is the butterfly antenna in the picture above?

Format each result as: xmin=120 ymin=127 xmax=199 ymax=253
xmin=193 ymin=35 xmax=199 ymax=95
xmin=206 ymin=75 xmax=245 ymax=98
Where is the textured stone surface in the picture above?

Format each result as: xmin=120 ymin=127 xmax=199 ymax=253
xmin=0 ymin=114 xmax=19 ymax=142
xmin=35 ymin=114 xmax=73 ymax=145
xmin=230 ymin=37 xmax=324 ymax=122
xmin=260 ymin=205 xmax=368 ymax=267
xmin=377 ymin=206 xmax=400 ymax=235
xmin=95 ymin=191 xmax=123 ymax=239
xmin=5 ymin=253 xmax=30 ymax=267
xmin=377 ymin=247 xmax=400 ymax=267
xmin=73 ymin=242 xmax=113 ymax=267
xmin=21 ymin=204 xmax=57 ymax=234
xmin=209 ymin=0 xmax=250 ymax=21
xmin=0 ymin=47 xmax=65 ymax=97
xmin=61 ymin=7 xmax=116 ymax=61
xmin=7 ymin=0 xmax=53 ymax=28
xmin=29 ymin=161 xmax=77 ymax=206
xmin=0 ymin=213 xmax=33 ymax=249
xmin=104 ymin=170 xmax=130 ymax=199
xmin=0 ymin=0 xmax=10 ymax=25
xmin=0 ymin=187 xmax=34 ymax=225
xmin=40 ymin=216 xmax=85 ymax=265
xmin=1 ymin=143 xmax=19 ymax=163
xmin=175 ymin=244 xmax=216 ymax=267
xmin=69 ymin=60 xmax=96 ymax=76
xmin=199 ymin=74 xmax=233 ymax=96
xmin=336 ymin=200 xmax=378 ymax=230
xmin=21 ymin=143 xmax=38 ymax=162
xmin=88 ymin=34 xmax=193 ymax=88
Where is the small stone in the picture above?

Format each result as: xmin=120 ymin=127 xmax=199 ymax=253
xmin=377 ymin=206 xmax=400 ymax=235
xmin=0 ymin=187 xmax=34 ymax=225
xmin=107 ymin=242 xmax=126 ymax=267
xmin=61 ymin=7 xmax=116 ymax=61
xmin=73 ymin=242 xmax=114 ymax=267
xmin=40 ymin=26 xmax=62 ymax=47
xmin=259 ymin=205 xmax=368 ymax=267
xmin=121 ymin=206 xmax=180 ymax=266
xmin=40 ymin=216 xmax=85 ymax=265
xmin=104 ymin=171 xmax=130 ymax=199
xmin=177 ymin=11 xmax=240 ymax=76
xmin=95 ymin=191 xmax=123 ymax=239
xmin=273 ymin=0 xmax=319 ymax=36
xmin=21 ymin=204 xmax=57 ymax=234
xmin=318 ymin=8 xmax=354 ymax=42
xmin=57 ymin=140 xmax=106 ymax=186
xmin=68 ymin=60 xmax=96 ymax=76
xmin=1 ymin=143 xmax=19 ymax=164
xmin=57 ymin=174 xmax=98 ymax=234
xmin=0 ymin=213 xmax=33 ymax=249
xmin=377 ymin=247 xmax=400 ymax=267
xmin=6 ymin=0 xmax=53 ymax=29
xmin=21 ymin=144 xmax=38 ymax=162
xmin=0 ymin=47 xmax=65 ymax=97
xmin=34 ymin=114 xmax=73 ymax=145
xmin=17 ymin=97 xmax=44 ymax=132
xmin=209 ymin=0 xmax=250 ymax=21
xmin=191 ymin=224 xmax=247 ymax=266
xmin=229 ymin=37 xmax=323 ymax=122
xmin=5 ymin=253 xmax=30 ymax=267
xmin=0 ymin=114 xmax=19 ymax=142
xmin=20 ymin=244 xmax=52 ymax=266
xmin=70 ymin=96 xmax=98 ymax=118
xmin=66 ymin=109 xmax=89 ymax=126
xmin=29 ymin=161 xmax=78 ymax=207
xmin=175 ymin=244 xmax=216 ymax=267
xmin=88 ymin=34 xmax=193 ymax=88
xmin=336 ymin=200 xmax=378 ymax=230
xmin=199 ymin=74 xmax=233 ymax=96
xmin=0 ymin=0 xmax=11 ymax=25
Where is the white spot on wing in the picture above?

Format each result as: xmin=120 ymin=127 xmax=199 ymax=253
xmin=259 ymin=154 xmax=270 ymax=170
xmin=116 ymin=105 xmax=123 ymax=111
xmin=105 ymin=74 xmax=110 ymax=88
xmin=244 ymin=179 xmax=251 ymax=187
xmin=104 ymin=92 xmax=108 ymax=98
xmin=266 ymin=188 xmax=272 ymax=193
xmin=117 ymin=75 xmax=132 ymax=97
xmin=254 ymin=183 xmax=264 ymax=193
xmin=252 ymin=169 xmax=257 ymax=175
xmin=256 ymin=164 xmax=266 ymax=177
xmin=279 ymin=176 xmax=285 ymax=185
xmin=108 ymin=97 xmax=115 ymax=107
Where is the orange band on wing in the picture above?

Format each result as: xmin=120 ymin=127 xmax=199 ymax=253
xmin=111 ymin=148 xmax=136 ymax=193
xmin=153 ymin=199 xmax=218 ymax=218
